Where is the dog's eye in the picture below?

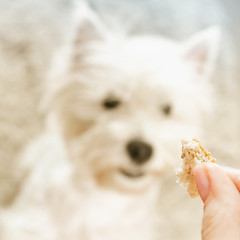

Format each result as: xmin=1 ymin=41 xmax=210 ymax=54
xmin=161 ymin=104 xmax=172 ymax=115
xmin=103 ymin=98 xmax=121 ymax=109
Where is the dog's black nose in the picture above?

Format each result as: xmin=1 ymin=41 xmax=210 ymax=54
xmin=126 ymin=140 xmax=153 ymax=164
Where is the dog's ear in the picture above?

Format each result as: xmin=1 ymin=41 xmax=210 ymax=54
xmin=181 ymin=26 xmax=221 ymax=79
xmin=61 ymin=2 xmax=110 ymax=72
xmin=40 ymin=4 xmax=109 ymax=114
xmin=71 ymin=2 xmax=109 ymax=55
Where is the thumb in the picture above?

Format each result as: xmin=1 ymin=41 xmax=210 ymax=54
xmin=194 ymin=164 xmax=240 ymax=240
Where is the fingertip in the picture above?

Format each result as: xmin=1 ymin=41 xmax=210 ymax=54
xmin=205 ymin=163 xmax=240 ymax=201
xmin=193 ymin=164 xmax=210 ymax=202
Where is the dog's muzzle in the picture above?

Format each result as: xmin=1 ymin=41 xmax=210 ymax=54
xmin=118 ymin=140 xmax=153 ymax=179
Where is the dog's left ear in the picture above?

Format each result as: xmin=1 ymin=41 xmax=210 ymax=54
xmin=181 ymin=26 xmax=221 ymax=79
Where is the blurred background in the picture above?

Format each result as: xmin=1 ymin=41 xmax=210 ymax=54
xmin=0 ymin=0 xmax=239 ymax=239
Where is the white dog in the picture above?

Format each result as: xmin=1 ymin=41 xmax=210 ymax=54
xmin=0 ymin=4 xmax=220 ymax=240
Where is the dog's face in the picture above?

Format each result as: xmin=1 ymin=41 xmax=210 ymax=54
xmin=46 ymin=8 xmax=220 ymax=193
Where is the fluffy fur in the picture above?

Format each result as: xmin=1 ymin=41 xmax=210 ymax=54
xmin=0 ymin=3 xmax=220 ymax=240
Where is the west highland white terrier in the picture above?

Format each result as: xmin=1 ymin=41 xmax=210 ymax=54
xmin=0 ymin=3 xmax=220 ymax=240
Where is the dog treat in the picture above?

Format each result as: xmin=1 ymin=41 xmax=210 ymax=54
xmin=176 ymin=138 xmax=216 ymax=198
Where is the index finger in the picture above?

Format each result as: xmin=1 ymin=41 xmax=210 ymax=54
xmin=222 ymin=166 xmax=240 ymax=193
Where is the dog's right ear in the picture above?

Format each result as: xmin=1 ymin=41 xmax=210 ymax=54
xmin=61 ymin=2 xmax=110 ymax=73
xmin=71 ymin=2 xmax=109 ymax=54
xmin=40 ymin=3 xmax=109 ymax=115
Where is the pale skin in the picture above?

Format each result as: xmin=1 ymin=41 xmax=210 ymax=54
xmin=193 ymin=163 xmax=240 ymax=240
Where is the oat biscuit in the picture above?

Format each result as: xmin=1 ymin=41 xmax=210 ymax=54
xmin=176 ymin=138 xmax=216 ymax=198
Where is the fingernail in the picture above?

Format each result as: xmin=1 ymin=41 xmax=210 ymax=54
xmin=193 ymin=164 xmax=210 ymax=202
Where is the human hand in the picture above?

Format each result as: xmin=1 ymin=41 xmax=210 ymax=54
xmin=193 ymin=163 xmax=240 ymax=240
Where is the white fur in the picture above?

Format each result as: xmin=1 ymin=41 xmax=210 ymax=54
xmin=0 ymin=4 xmax=220 ymax=240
